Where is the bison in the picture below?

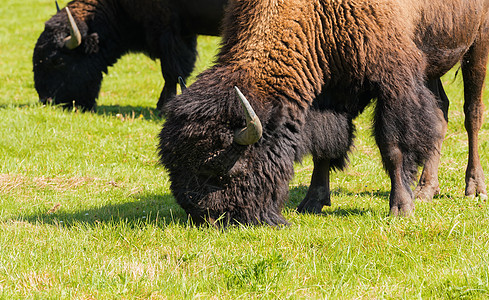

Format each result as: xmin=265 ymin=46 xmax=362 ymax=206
xmin=159 ymin=0 xmax=488 ymax=226
xmin=33 ymin=0 xmax=227 ymax=111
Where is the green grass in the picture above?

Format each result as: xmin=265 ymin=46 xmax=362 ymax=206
xmin=1 ymin=0 xmax=489 ymax=298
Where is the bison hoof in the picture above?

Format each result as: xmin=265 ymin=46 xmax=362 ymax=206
xmin=257 ymin=211 xmax=290 ymax=227
xmin=297 ymin=187 xmax=331 ymax=214
xmin=297 ymin=198 xmax=324 ymax=214
xmin=269 ymin=217 xmax=290 ymax=227
xmin=389 ymin=204 xmax=415 ymax=217
xmin=414 ymin=183 xmax=440 ymax=202
xmin=465 ymin=177 xmax=487 ymax=199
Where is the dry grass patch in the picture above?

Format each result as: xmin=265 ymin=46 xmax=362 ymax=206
xmin=19 ymin=271 xmax=55 ymax=293
xmin=0 ymin=173 xmax=122 ymax=194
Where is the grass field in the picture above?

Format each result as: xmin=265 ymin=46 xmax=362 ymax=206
xmin=1 ymin=0 xmax=489 ymax=298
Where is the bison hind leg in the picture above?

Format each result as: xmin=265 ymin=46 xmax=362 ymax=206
xmin=461 ymin=40 xmax=489 ymax=200
xmin=157 ymin=32 xmax=198 ymax=111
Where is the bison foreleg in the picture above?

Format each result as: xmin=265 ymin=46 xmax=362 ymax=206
xmin=383 ymin=144 xmax=416 ymax=216
xmin=415 ymin=79 xmax=449 ymax=201
xmin=375 ymin=82 xmax=443 ymax=216
xmin=297 ymin=158 xmax=330 ymax=214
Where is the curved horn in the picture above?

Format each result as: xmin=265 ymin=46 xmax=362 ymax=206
xmin=233 ymin=86 xmax=263 ymax=145
xmin=178 ymin=76 xmax=187 ymax=91
xmin=55 ymin=0 xmax=60 ymax=12
xmin=63 ymin=7 xmax=82 ymax=49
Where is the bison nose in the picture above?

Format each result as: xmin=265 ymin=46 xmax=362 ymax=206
xmin=40 ymin=97 xmax=53 ymax=105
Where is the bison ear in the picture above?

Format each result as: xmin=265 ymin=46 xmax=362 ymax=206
xmin=83 ymin=33 xmax=99 ymax=54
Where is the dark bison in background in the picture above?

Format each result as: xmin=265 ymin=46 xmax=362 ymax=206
xmin=33 ymin=0 xmax=227 ymax=111
xmin=159 ymin=0 xmax=488 ymax=226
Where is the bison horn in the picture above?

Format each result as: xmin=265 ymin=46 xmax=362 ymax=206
xmin=233 ymin=86 xmax=263 ymax=145
xmin=55 ymin=0 xmax=60 ymax=12
xmin=178 ymin=76 xmax=187 ymax=91
xmin=63 ymin=7 xmax=82 ymax=50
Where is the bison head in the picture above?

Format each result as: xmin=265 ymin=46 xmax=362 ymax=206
xmin=33 ymin=7 xmax=102 ymax=111
xmin=158 ymin=68 xmax=309 ymax=226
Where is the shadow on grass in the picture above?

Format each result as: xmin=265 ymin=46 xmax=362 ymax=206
xmin=11 ymin=183 xmax=398 ymax=228
xmin=95 ymin=105 xmax=163 ymax=120
xmin=12 ymin=193 xmax=189 ymax=229
xmin=0 ymin=103 xmax=35 ymax=110
xmin=288 ymin=185 xmax=390 ymax=204
xmin=0 ymin=102 xmax=163 ymax=121
xmin=288 ymin=185 xmax=389 ymax=217
xmin=321 ymin=207 xmax=376 ymax=217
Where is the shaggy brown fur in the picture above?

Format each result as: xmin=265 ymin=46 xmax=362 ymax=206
xmin=221 ymin=0 xmax=489 ymax=207
xmin=159 ymin=0 xmax=489 ymax=225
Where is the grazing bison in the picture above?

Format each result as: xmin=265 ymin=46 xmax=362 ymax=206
xmin=33 ymin=0 xmax=227 ymax=111
xmin=159 ymin=0 xmax=488 ymax=226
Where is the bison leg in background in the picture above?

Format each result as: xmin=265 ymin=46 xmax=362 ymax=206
xmin=415 ymin=79 xmax=449 ymax=201
xmin=158 ymin=74 xmax=178 ymax=112
xmin=297 ymin=158 xmax=331 ymax=213
xmin=156 ymin=33 xmax=198 ymax=112
xmin=296 ymin=102 xmax=356 ymax=214
xmin=461 ymin=40 xmax=489 ymax=199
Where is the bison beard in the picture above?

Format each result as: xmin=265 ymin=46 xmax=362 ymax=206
xmin=33 ymin=0 xmax=226 ymax=111
xmin=159 ymin=0 xmax=488 ymax=226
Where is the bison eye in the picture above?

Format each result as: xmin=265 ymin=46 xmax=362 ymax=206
xmin=53 ymin=57 xmax=62 ymax=65
xmin=48 ymin=55 xmax=64 ymax=67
